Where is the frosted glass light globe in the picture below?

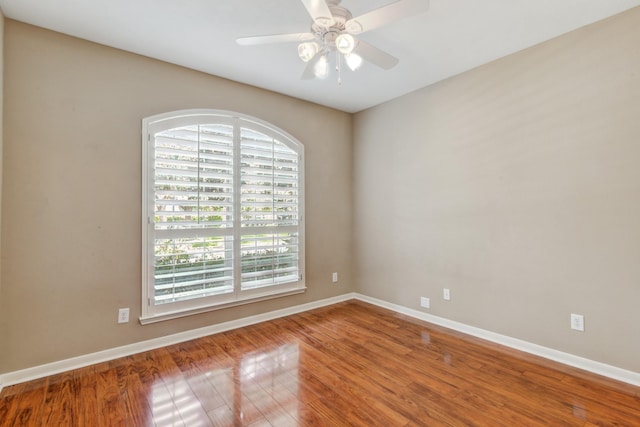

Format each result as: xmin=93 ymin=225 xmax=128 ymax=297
xmin=346 ymin=53 xmax=363 ymax=71
xmin=335 ymin=34 xmax=355 ymax=55
xmin=298 ymin=42 xmax=319 ymax=62
xmin=313 ymin=55 xmax=330 ymax=79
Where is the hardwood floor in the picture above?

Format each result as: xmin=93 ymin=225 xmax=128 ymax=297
xmin=1 ymin=300 xmax=639 ymax=426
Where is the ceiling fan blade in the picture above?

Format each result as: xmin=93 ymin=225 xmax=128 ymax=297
xmin=300 ymin=0 xmax=335 ymax=27
xmin=237 ymin=33 xmax=315 ymax=46
xmin=353 ymin=40 xmax=399 ymax=70
xmin=346 ymin=0 xmax=429 ymax=34
xmin=301 ymin=51 xmax=325 ymax=80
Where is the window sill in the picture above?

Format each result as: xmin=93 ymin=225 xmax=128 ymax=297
xmin=139 ymin=287 xmax=307 ymax=325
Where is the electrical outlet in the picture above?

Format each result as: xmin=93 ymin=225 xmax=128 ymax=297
xmin=332 ymin=272 xmax=338 ymax=283
xmin=443 ymin=288 xmax=451 ymax=301
xmin=570 ymin=313 xmax=584 ymax=332
xmin=420 ymin=297 xmax=430 ymax=308
xmin=118 ymin=308 xmax=130 ymax=324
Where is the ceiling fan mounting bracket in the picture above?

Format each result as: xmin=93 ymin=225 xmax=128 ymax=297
xmin=311 ymin=2 xmax=351 ymax=31
xmin=310 ymin=0 xmax=353 ymax=48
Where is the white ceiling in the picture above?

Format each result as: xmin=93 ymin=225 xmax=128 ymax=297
xmin=1 ymin=0 xmax=639 ymax=113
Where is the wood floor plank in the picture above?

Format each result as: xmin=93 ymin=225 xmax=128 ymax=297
xmin=38 ymin=372 xmax=77 ymax=426
xmin=1 ymin=300 xmax=639 ymax=426
xmin=4 ymin=383 xmax=46 ymax=426
xmin=70 ymin=365 xmax=98 ymax=427
xmin=95 ymin=367 xmax=126 ymax=427
xmin=116 ymin=364 xmax=155 ymax=427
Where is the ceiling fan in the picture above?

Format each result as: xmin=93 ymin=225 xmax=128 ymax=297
xmin=236 ymin=0 xmax=430 ymax=82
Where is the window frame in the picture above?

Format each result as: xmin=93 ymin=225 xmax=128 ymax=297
xmin=141 ymin=109 xmax=305 ymax=324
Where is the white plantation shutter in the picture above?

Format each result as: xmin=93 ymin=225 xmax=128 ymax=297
xmin=240 ymin=127 xmax=301 ymax=290
xmin=142 ymin=111 xmax=305 ymax=322
xmin=152 ymin=123 xmax=235 ymax=306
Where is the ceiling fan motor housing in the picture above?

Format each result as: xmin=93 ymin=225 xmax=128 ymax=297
xmin=312 ymin=0 xmax=352 ymax=45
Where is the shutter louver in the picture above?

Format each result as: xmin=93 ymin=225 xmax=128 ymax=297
xmin=241 ymin=233 xmax=300 ymax=290
xmin=154 ymin=236 xmax=234 ymax=303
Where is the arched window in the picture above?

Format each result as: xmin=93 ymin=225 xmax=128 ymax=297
xmin=141 ymin=110 xmax=305 ymax=323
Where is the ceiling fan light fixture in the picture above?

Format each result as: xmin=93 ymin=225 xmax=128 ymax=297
xmin=313 ymin=55 xmax=330 ymax=79
xmin=335 ymin=33 xmax=355 ymax=55
xmin=345 ymin=53 xmax=363 ymax=71
xmin=298 ymin=42 xmax=319 ymax=62
xmin=238 ymin=0 xmax=421 ymax=82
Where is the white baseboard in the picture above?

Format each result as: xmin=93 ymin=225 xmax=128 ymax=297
xmin=353 ymin=293 xmax=640 ymax=387
xmin=2 ymin=291 xmax=639 ymax=391
xmin=0 ymin=293 xmax=356 ymax=390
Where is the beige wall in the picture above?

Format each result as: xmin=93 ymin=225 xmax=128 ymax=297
xmin=1 ymin=20 xmax=353 ymax=373
xmin=3 ymin=6 xmax=640 ymax=377
xmin=354 ymin=8 xmax=640 ymax=372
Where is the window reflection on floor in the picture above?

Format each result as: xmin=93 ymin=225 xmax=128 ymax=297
xmin=150 ymin=343 xmax=300 ymax=426
xmin=151 ymin=380 xmax=186 ymax=426
xmin=241 ymin=343 xmax=300 ymax=424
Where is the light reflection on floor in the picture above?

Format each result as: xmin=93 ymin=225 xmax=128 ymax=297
xmin=151 ymin=343 xmax=300 ymax=426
